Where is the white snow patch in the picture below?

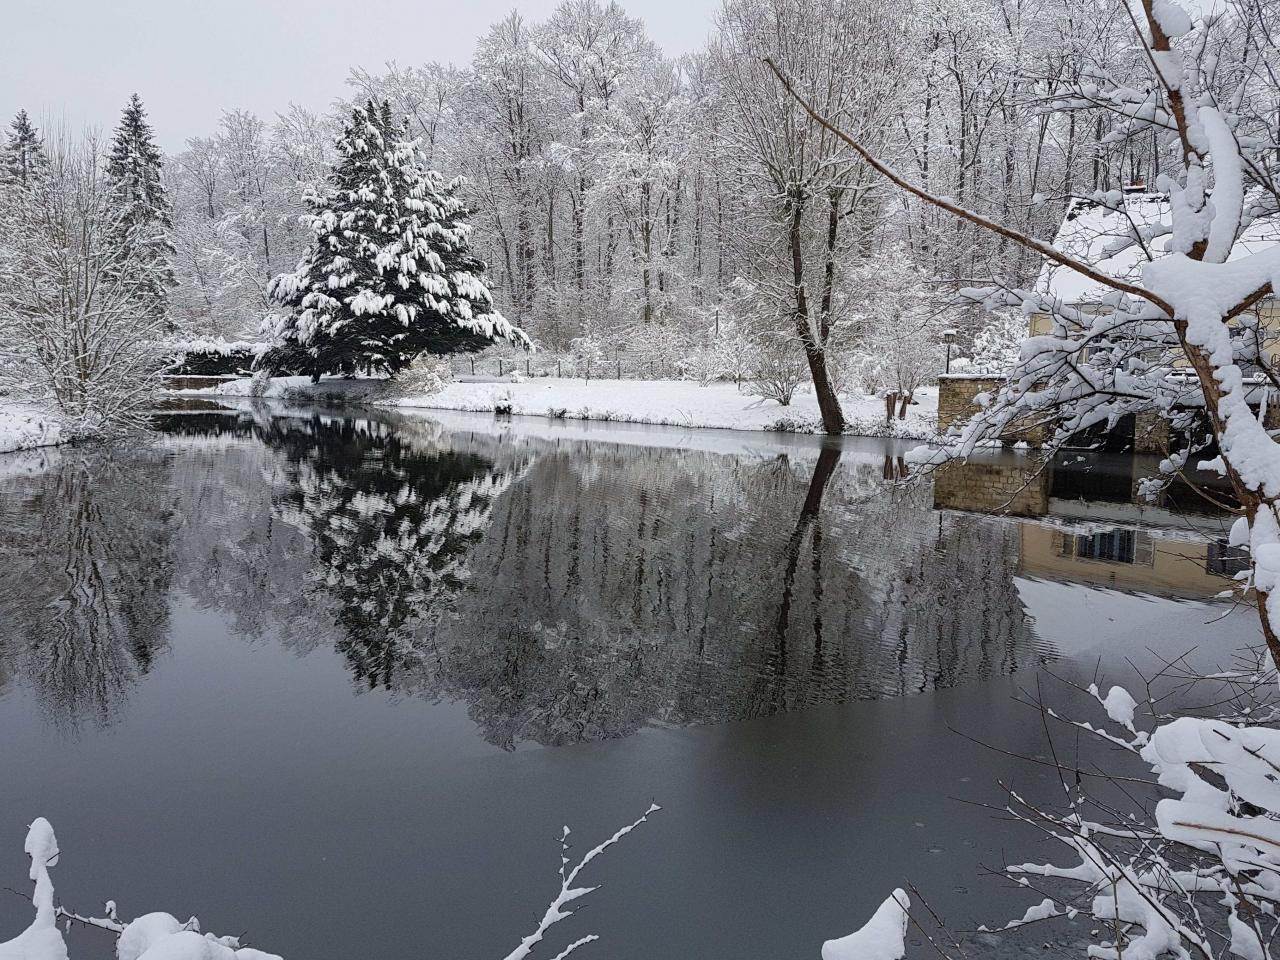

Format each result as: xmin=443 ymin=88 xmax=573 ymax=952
xmin=0 ymin=403 xmax=64 ymax=455
xmin=822 ymin=889 xmax=911 ymax=960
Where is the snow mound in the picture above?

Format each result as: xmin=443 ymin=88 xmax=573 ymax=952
xmin=821 ymin=889 xmax=911 ymax=960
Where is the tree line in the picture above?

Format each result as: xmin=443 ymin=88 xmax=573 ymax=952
xmin=4 ymin=0 xmax=1272 ymax=435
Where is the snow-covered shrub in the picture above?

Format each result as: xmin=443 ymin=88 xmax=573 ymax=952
xmin=165 ymin=340 xmax=271 ymax=376
xmin=754 ymin=335 xmax=807 ymax=406
xmin=568 ymin=335 xmax=607 ymax=380
xmin=766 ymin=415 xmax=814 ymax=433
xmin=247 ymin=368 xmax=274 ymax=398
xmin=394 ymin=355 xmax=454 ymax=397
xmin=685 ymin=314 xmax=761 ymax=387
xmin=0 ymin=131 xmax=171 ymax=437
xmin=620 ymin=321 xmax=690 ymax=377
xmin=492 ymin=388 xmax=514 ymax=416
xmin=843 ymin=247 xmax=946 ymax=408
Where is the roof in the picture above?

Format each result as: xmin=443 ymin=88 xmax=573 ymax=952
xmin=1039 ymin=190 xmax=1280 ymax=305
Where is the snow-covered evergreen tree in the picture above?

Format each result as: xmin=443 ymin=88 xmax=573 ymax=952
xmin=264 ymin=100 xmax=527 ymax=380
xmin=106 ymin=93 xmax=175 ymax=323
xmin=0 ymin=110 xmax=48 ymax=190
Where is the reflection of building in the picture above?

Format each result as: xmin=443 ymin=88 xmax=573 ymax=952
xmin=1020 ymin=524 xmax=1238 ymax=597
xmin=933 ymin=451 xmax=1241 ymax=599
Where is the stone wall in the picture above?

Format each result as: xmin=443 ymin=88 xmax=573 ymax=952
xmin=937 ymin=375 xmax=1045 ymax=445
xmin=1133 ymin=411 xmax=1169 ymax=454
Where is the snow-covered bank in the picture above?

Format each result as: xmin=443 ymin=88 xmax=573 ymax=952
xmin=0 ymin=403 xmax=63 ymax=455
xmin=196 ymin=376 xmax=939 ymax=439
xmin=392 ymin=378 xmax=938 ymax=438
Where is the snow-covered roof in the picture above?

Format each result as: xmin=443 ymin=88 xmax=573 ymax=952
xmin=1038 ymin=191 xmax=1280 ymax=305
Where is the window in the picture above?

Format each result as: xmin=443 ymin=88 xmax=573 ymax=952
xmin=1075 ymin=529 xmax=1136 ymax=564
xmin=1206 ymin=540 xmax=1250 ymax=577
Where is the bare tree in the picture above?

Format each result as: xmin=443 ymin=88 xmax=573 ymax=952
xmin=709 ymin=0 xmax=916 ymax=434
xmin=0 ymin=129 xmax=171 ymax=435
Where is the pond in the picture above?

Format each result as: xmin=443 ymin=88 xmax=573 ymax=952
xmin=0 ymin=405 xmax=1261 ymax=959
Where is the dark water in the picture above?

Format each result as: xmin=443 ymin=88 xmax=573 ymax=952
xmin=0 ymin=407 xmax=1258 ymax=958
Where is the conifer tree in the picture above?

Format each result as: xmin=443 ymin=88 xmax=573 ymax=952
xmin=106 ymin=94 xmax=175 ymax=323
xmin=0 ymin=111 xmax=48 ymax=189
xmin=265 ymin=100 xmax=527 ymax=379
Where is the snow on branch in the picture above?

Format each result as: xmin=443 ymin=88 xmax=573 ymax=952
xmin=0 ymin=808 xmax=668 ymax=960
xmin=502 ymin=803 xmax=661 ymax=960
xmin=0 ymin=818 xmax=279 ymax=960
xmin=991 ymin=675 xmax=1280 ymax=960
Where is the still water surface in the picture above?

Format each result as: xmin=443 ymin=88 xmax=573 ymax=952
xmin=0 ymin=406 xmax=1258 ymax=958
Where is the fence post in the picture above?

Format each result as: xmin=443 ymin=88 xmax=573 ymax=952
xmin=470 ymin=357 xmax=475 ymax=375
xmin=498 ymin=359 xmax=503 ymax=378
xmin=617 ymin=358 xmax=622 ymax=379
xmin=650 ymin=360 xmax=655 ymax=379
xmin=557 ymin=360 xmax=562 ymax=378
xmin=527 ymin=358 xmax=531 ymax=377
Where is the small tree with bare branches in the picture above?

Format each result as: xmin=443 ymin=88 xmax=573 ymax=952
xmin=0 ymin=130 xmax=171 ymax=436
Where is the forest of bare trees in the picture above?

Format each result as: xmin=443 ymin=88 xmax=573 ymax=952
xmin=157 ymin=0 xmax=1185 ymax=379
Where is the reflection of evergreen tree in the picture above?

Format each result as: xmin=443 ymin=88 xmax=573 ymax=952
xmin=261 ymin=416 xmax=516 ymax=689
xmin=0 ymin=453 xmax=177 ymax=728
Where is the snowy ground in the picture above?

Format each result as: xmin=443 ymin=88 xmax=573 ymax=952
xmin=199 ymin=376 xmax=939 ymax=439
xmin=0 ymin=402 xmax=63 ymax=455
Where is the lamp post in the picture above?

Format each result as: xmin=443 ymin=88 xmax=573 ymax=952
xmin=943 ymin=329 xmax=957 ymax=375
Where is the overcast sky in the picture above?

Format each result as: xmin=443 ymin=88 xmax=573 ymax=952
xmin=1 ymin=0 xmax=720 ymax=153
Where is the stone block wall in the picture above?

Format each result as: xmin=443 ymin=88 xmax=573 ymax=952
xmin=937 ymin=375 xmax=1045 ymax=445
xmin=1133 ymin=411 xmax=1169 ymax=454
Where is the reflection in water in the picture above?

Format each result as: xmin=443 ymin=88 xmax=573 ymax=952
xmin=933 ymin=450 xmax=1242 ymax=599
xmin=0 ymin=451 xmax=178 ymax=727
xmin=261 ymin=416 xmax=524 ymax=689
xmin=1 ymin=411 xmax=1055 ymax=741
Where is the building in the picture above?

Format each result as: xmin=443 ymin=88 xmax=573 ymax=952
xmin=938 ymin=189 xmax=1280 ymax=449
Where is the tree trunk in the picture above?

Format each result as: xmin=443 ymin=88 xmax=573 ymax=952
xmin=787 ymin=191 xmax=844 ymax=435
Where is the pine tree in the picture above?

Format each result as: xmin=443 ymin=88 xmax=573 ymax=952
xmin=0 ymin=111 xmax=48 ymax=189
xmin=265 ymin=100 xmax=527 ymax=379
xmin=106 ymin=94 xmax=175 ymax=323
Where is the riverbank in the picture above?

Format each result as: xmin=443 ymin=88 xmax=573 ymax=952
xmin=193 ymin=375 xmax=940 ymax=439
xmin=0 ymin=402 xmax=63 ymax=455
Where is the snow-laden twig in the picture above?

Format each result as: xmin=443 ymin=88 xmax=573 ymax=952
xmin=502 ymin=803 xmax=662 ymax=960
xmin=0 ymin=819 xmax=281 ymax=960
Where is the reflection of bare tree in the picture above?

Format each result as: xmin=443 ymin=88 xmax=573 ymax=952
xmin=752 ymin=446 xmax=842 ymax=714
xmin=87 ymin=415 xmax=1040 ymax=751
xmin=0 ymin=452 xmax=178 ymax=728
xmin=417 ymin=441 xmax=1041 ymax=749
